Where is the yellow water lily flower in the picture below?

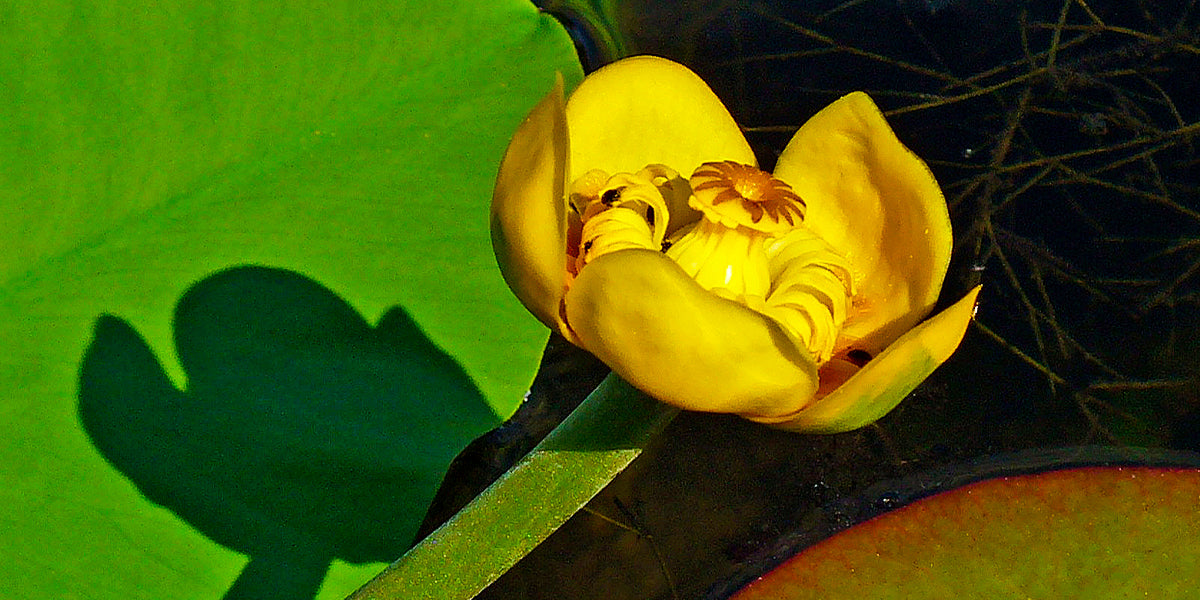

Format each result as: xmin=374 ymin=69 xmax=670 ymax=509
xmin=492 ymin=55 xmax=980 ymax=433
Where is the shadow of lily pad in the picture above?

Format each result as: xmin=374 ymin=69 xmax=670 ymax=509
xmin=78 ymin=265 xmax=499 ymax=599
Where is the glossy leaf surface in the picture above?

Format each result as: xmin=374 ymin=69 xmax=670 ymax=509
xmin=1 ymin=1 xmax=580 ymax=598
xmin=733 ymin=466 xmax=1200 ymax=599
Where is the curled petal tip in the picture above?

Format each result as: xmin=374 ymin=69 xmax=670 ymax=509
xmin=761 ymin=285 xmax=981 ymax=434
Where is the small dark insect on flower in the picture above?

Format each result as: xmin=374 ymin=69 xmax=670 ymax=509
xmin=847 ymin=349 xmax=872 ymax=366
xmin=601 ymin=187 xmax=624 ymax=206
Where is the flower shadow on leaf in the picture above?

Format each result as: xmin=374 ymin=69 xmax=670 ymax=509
xmin=77 ymin=265 xmax=499 ymax=600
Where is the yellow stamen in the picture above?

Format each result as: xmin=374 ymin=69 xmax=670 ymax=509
xmin=665 ymin=219 xmax=771 ymax=298
xmin=567 ymin=169 xmax=672 ymax=272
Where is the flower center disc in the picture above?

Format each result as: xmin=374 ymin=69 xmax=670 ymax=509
xmin=732 ymin=168 xmax=772 ymax=201
xmin=690 ymin=161 xmax=806 ymax=233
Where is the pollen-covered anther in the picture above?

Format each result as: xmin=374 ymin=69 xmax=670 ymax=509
xmin=566 ymin=169 xmax=673 ymax=274
xmin=690 ymin=161 xmax=806 ymax=233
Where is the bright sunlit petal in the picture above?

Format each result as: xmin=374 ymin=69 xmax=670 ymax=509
xmin=565 ymin=56 xmax=757 ymax=185
xmin=773 ymin=92 xmax=952 ymax=355
xmin=491 ymin=75 xmax=572 ymax=338
xmin=564 ymin=248 xmax=820 ymax=419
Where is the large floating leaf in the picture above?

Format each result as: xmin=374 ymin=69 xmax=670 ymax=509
xmin=79 ymin=266 xmax=506 ymax=599
xmin=0 ymin=1 xmax=580 ymax=598
xmin=732 ymin=465 xmax=1200 ymax=599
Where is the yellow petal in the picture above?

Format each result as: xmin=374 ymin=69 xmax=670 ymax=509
xmin=564 ymin=248 xmax=818 ymax=418
xmin=565 ymin=56 xmax=757 ymax=184
xmin=773 ymin=92 xmax=952 ymax=355
xmin=491 ymin=74 xmax=572 ymax=337
xmin=758 ymin=285 xmax=981 ymax=434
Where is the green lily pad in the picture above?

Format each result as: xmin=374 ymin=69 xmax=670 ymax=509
xmin=79 ymin=266 xmax=509 ymax=598
xmin=731 ymin=462 xmax=1200 ymax=599
xmin=1 ymin=1 xmax=580 ymax=598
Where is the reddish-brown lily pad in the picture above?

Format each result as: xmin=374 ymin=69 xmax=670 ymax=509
xmin=732 ymin=464 xmax=1200 ymax=599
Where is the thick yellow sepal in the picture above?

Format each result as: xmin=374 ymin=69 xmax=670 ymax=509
xmin=758 ymin=285 xmax=981 ymax=433
xmin=773 ymin=92 xmax=952 ymax=356
xmin=565 ymin=56 xmax=757 ymax=185
xmin=491 ymin=75 xmax=572 ymax=338
xmin=564 ymin=248 xmax=819 ymax=419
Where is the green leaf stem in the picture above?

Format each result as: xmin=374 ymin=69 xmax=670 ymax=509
xmin=348 ymin=375 xmax=678 ymax=600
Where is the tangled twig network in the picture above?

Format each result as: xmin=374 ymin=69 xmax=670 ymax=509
xmin=726 ymin=0 xmax=1200 ymax=445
